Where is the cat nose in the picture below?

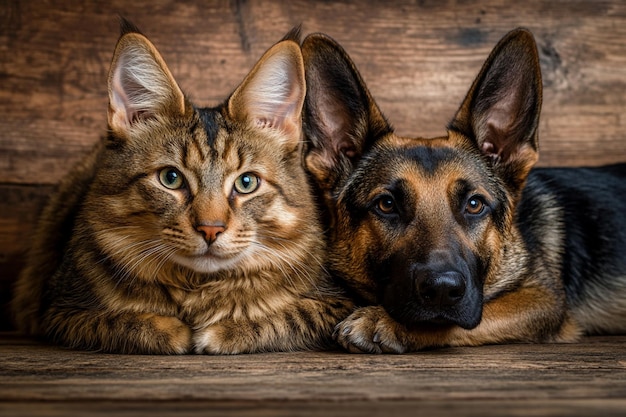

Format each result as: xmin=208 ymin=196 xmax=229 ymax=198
xmin=196 ymin=223 xmax=226 ymax=244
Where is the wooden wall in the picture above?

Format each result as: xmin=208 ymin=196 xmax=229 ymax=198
xmin=1 ymin=0 xmax=625 ymax=329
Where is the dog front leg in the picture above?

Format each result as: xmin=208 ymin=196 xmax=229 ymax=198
xmin=335 ymin=286 xmax=580 ymax=353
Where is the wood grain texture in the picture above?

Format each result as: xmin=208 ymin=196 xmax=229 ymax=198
xmin=1 ymin=334 xmax=626 ymax=416
xmin=1 ymin=0 xmax=625 ymax=328
xmin=3 ymin=401 xmax=626 ymax=417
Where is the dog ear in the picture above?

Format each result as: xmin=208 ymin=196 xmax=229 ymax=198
xmin=302 ymin=33 xmax=392 ymax=199
xmin=449 ymin=28 xmax=542 ymax=193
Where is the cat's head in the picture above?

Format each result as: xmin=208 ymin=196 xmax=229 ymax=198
xmin=85 ymin=23 xmax=318 ymax=281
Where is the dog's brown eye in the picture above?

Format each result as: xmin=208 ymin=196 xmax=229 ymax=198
xmin=377 ymin=196 xmax=396 ymax=214
xmin=466 ymin=196 xmax=485 ymax=215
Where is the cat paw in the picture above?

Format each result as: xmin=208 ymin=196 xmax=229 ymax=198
xmin=193 ymin=324 xmax=245 ymax=355
xmin=333 ymin=306 xmax=408 ymax=354
xmin=144 ymin=314 xmax=192 ymax=354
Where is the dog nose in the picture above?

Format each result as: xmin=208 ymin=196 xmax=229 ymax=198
xmin=196 ymin=223 xmax=226 ymax=244
xmin=416 ymin=271 xmax=466 ymax=307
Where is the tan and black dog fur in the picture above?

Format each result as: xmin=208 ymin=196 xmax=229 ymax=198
xmin=301 ymin=28 xmax=626 ymax=353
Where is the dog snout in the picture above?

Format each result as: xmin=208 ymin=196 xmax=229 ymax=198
xmin=415 ymin=270 xmax=466 ymax=307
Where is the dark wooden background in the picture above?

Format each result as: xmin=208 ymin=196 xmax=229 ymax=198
xmin=1 ymin=0 xmax=625 ymax=329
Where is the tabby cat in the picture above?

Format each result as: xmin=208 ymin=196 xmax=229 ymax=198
xmin=12 ymin=22 xmax=352 ymax=354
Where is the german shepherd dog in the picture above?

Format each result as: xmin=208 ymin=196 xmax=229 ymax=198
xmin=301 ymin=28 xmax=626 ymax=353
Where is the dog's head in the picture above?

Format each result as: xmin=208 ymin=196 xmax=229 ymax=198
xmin=302 ymin=29 xmax=542 ymax=330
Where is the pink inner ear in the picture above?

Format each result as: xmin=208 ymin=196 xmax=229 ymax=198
xmin=481 ymin=141 xmax=497 ymax=156
xmin=339 ymin=144 xmax=357 ymax=159
xmin=109 ymin=65 xmax=133 ymax=129
xmin=255 ymin=118 xmax=275 ymax=129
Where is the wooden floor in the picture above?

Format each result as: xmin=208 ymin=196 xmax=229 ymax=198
xmin=1 ymin=333 xmax=625 ymax=416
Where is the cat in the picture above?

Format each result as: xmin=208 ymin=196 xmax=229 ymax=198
xmin=11 ymin=21 xmax=352 ymax=354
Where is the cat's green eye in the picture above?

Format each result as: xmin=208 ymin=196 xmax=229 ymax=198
xmin=234 ymin=173 xmax=260 ymax=194
xmin=159 ymin=167 xmax=185 ymax=190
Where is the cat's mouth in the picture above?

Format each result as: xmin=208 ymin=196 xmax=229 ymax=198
xmin=175 ymin=249 xmax=244 ymax=274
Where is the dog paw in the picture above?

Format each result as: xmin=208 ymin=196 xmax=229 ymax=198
xmin=334 ymin=306 xmax=408 ymax=354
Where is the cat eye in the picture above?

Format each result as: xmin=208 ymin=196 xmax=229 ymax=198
xmin=465 ymin=195 xmax=486 ymax=215
xmin=159 ymin=167 xmax=185 ymax=190
xmin=234 ymin=172 xmax=260 ymax=194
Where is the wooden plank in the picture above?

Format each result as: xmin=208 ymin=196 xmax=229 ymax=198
xmin=1 ymin=334 xmax=625 ymax=416
xmin=1 ymin=335 xmax=625 ymax=401
xmin=2 ymin=399 xmax=626 ymax=417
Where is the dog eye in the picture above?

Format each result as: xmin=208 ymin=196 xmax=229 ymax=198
xmin=465 ymin=195 xmax=486 ymax=215
xmin=376 ymin=195 xmax=396 ymax=214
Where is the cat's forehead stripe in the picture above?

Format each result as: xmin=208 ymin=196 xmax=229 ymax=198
xmin=197 ymin=108 xmax=220 ymax=147
xmin=184 ymin=131 xmax=207 ymax=167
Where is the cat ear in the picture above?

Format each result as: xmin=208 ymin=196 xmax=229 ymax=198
xmin=107 ymin=26 xmax=186 ymax=136
xmin=227 ymin=33 xmax=305 ymax=150
xmin=301 ymin=33 xmax=392 ymax=197
xmin=449 ymin=28 xmax=542 ymax=193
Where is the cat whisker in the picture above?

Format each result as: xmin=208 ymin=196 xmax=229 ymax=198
xmin=250 ymin=240 xmax=321 ymax=292
xmin=257 ymin=232 xmax=327 ymax=272
xmin=103 ymin=239 xmax=176 ymax=287
xmin=254 ymin=232 xmax=333 ymax=298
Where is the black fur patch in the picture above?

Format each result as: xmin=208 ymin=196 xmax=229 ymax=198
xmin=197 ymin=108 xmax=221 ymax=147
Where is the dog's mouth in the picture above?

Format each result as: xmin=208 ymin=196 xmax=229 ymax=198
xmin=382 ymin=266 xmax=484 ymax=330
xmin=386 ymin=301 xmax=483 ymax=330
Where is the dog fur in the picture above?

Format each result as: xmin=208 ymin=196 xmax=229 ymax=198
xmin=301 ymin=28 xmax=626 ymax=353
